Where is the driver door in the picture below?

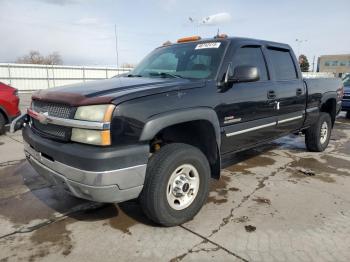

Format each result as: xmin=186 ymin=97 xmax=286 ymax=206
xmin=218 ymin=45 xmax=278 ymax=154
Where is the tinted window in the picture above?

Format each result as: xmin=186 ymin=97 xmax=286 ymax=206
xmin=343 ymin=75 xmax=350 ymax=86
xmin=267 ymin=48 xmax=297 ymax=80
xmin=232 ymin=47 xmax=268 ymax=81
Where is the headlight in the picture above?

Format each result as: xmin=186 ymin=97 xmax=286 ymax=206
xmin=74 ymin=105 xmax=115 ymax=122
xmin=72 ymin=104 xmax=115 ymax=146
xmin=71 ymin=128 xmax=111 ymax=146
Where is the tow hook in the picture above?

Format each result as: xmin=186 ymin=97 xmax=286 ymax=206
xmin=10 ymin=114 xmax=29 ymax=133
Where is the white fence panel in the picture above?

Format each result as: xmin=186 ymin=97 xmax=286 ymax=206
xmin=302 ymin=72 xmax=335 ymax=78
xmin=84 ymin=68 xmax=108 ymax=79
xmin=0 ymin=63 xmax=132 ymax=91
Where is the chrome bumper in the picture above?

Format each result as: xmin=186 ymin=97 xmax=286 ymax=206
xmin=24 ymin=142 xmax=146 ymax=203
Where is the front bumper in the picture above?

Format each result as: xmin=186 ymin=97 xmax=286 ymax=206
xmin=23 ymin=127 xmax=149 ymax=203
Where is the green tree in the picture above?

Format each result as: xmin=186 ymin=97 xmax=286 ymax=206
xmin=298 ymin=54 xmax=310 ymax=72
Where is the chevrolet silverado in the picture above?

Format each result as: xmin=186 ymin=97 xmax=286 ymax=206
xmin=12 ymin=35 xmax=344 ymax=226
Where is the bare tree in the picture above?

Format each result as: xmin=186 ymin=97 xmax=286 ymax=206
xmin=16 ymin=51 xmax=63 ymax=65
xmin=44 ymin=52 xmax=62 ymax=65
xmin=17 ymin=51 xmax=44 ymax=64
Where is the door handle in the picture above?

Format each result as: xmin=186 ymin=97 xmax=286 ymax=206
xmin=267 ymin=90 xmax=276 ymax=100
xmin=296 ymin=88 xmax=303 ymax=96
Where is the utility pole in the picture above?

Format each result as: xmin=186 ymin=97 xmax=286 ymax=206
xmin=188 ymin=17 xmax=199 ymax=35
xmin=312 ymin=56 xmax=315 ymax=72
xmin=114 ymin=24 xmax=119 ymax=73
xmin=295 ymin=39 xmax=307 ymax=57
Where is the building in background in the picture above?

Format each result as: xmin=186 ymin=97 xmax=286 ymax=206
xmin=317 ymin=54 xmax=350 ymax=78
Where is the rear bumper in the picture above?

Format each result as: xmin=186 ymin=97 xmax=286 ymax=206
xmin=23 ymin=127 xmax=149 ymax=203
xmin=342 ymin=100 xmax=350 ymax=111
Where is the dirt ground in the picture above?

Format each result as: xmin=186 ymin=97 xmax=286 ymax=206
xmin=0 ymin=94 xmax=350 ymax=261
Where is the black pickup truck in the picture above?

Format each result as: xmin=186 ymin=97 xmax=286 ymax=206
xmin=12 ymin=35 xmax=344 ymax=226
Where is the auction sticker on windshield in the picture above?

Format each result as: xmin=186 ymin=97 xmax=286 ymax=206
xmin=195 ymin=42 xmax=221 ymax=49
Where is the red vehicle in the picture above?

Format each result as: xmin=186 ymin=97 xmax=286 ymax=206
xmin=0 ymin=82 xmax=20 ymax=135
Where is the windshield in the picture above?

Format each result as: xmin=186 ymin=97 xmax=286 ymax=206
xmin=130 ymin=41 xmax=227 ymax=79
xmin=343 ymin=74 xmax=350 ymax=86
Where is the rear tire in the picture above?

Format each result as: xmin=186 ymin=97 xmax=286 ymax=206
xmin=305 ymin=112 xmax=332 ymax=152
xmin=140 ymin=143 xmax=210 ymax=226
xmin=0 ymin=113 xmax=6 ymax=135
xmin=346 ymin=111 xmax=350 ymax=119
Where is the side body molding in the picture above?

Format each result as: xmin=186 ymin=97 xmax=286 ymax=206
xmin=139 ymin=107 xmax=221 ymax=147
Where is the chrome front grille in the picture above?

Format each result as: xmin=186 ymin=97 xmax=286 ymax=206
xmin=31 ymin=100 xmax=76 ymax=140
xmin=32 ymin=119 xmax=71 ymax=140
xmin=32 ymin=100 xmax=76 ymax=119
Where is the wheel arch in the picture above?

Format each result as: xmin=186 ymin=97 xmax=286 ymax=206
xmin=320 ymin=93 xmax=337 ymax=126
xmin=0 ymin=106 xmax=9 ymax=124
xmin=140 ymin=108 xmax=222 ymax=179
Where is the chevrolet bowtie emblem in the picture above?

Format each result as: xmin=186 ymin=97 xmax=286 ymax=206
xmin=28 ymin=109 xmax=51 ymax=125
xmin=37 ymin=112 xmax=50 ymax=124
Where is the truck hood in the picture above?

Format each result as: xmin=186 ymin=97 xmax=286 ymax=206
xmin=32 ymin=77 xmax=205 ymax=106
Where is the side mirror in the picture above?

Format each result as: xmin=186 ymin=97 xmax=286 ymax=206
xmin=225 ymin=65 xmax=260 ymax=84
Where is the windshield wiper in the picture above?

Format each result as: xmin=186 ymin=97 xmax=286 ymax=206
xmin=149 ymin=72 xmax=183 ymax=79
xmin=127 ymin=74 xmax=143 ymax=77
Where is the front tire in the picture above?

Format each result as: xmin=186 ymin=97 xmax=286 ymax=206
xmin=305 ymin=112 xmax=332 ymax=152
xmin=346 ymin=111 xmax=350 ymax=119
xmin=140 ymin=143 xmax=210 ymax=226
xmin=0 ymin=113 xmax=6 ymax=135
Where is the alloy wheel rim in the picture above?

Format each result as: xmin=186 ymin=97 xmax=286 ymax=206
xmin=166 ymin=164 xmax=200 ymax=211
xmin=320 ymin=121 xmax=328 ymax=144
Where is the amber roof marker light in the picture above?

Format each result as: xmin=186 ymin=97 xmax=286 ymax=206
xmin=162 ymin=40 xmax=172 ymax=46
xmin=214 ymin=33 xmax=228 ymax=39
xmin=177 ymin=36 xmax=201 ymax=43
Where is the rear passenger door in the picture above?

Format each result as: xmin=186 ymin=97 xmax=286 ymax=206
xmin=265 ymin=47 xmax=306 ymax=134
xmin=219 ymin=45 xmax=278 ymax=154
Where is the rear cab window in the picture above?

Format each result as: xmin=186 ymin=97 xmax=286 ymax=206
xmin=267 ymin=48 xmax=298 ymax=80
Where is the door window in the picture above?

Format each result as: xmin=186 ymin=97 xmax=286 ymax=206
xmin=267 ymin=48 xmax=298 ymax=80
xmin=232 ymin=47 xmax=268 ymax=81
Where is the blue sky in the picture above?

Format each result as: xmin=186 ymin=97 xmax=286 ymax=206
xmin=0 ymin=0 xmax=349 ymax=67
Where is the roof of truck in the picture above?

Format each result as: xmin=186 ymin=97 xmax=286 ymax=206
xmin=161 ymin=36 xmax=291 ymax=50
